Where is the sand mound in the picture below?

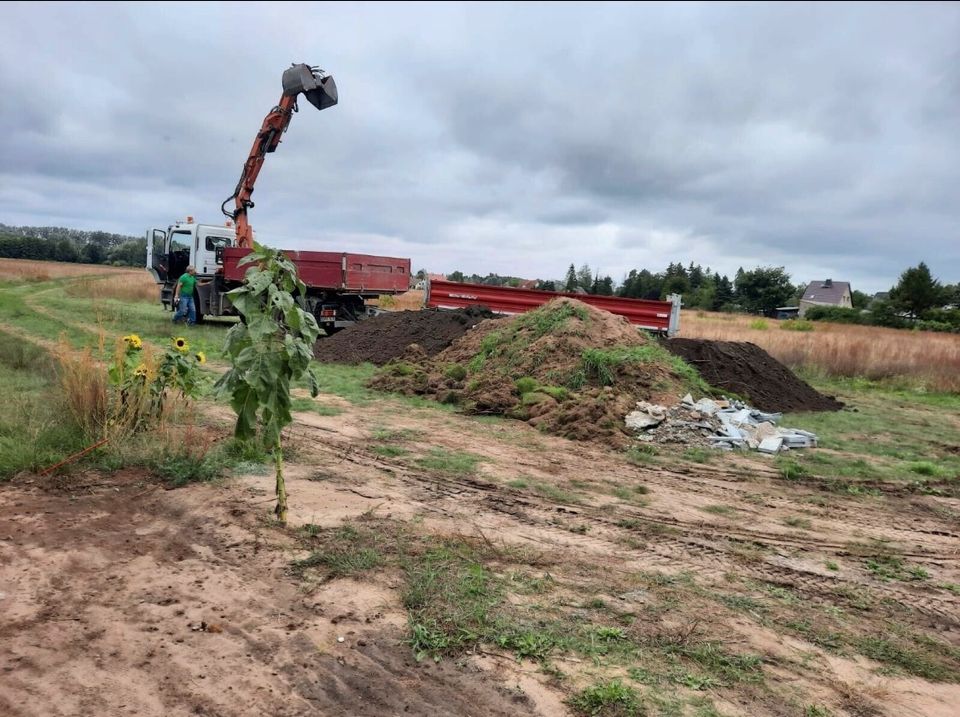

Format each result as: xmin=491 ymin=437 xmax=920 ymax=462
xmin=370 ymin=298 xmax=705 ymax=444
xmin=313 ymin=307 xmax=493 ymax=365
xmin=664 ymin=338 xmax=844 ymax=413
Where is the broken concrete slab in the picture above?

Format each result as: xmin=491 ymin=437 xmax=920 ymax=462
xmin=758 ymin=436 xmax=784 ymax=454
xmin=625 ymin=411 xmax=664 ymax=430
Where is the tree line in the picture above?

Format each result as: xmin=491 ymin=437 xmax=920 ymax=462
xmin=444 ymin=260 xmax=960 ymax=332
xmin=0 ymin=223 xmax=145 ymax=267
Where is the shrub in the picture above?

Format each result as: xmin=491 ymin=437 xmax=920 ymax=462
xmin=804 ymin=306 xmax=865 ymax=324
xmin=780 ymin=319 xmax=814 ymax=332
xmin=748 ymin=319 xmax=769 ymax=330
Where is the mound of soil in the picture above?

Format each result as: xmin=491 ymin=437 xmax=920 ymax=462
xmin=370 ymin=298 xmax=701 ymax=445
xmin=313 ymin=307 xmax=493 ymax=365
xmin=664 ymin=338 xmax=844 ymax=413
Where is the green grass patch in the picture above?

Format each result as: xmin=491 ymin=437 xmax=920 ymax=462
xmin=414 ymin=448 xmax=485 ymax=475
xmin=700 ymin=504 xmax=737 ymax=516
xmin=907 ymin=461 xmax=941 ymax=477
xmin=776 ymin=458 xmax=811 ymax=481
xmin=569 ymin=680 xmax=642 ymax=717
xmin=780 ymin=319 xmax=814 ymax=332
xmin=0 ymin=357 xmax=89 ymax=480
xmin=626 ymin=444 xmax=658 ymax=465
xmin=290 ymin=396 xmax=344 ymax=416
xmin=443 ymin=363 xmax=467 ymax=381
xmin=371 ymin=444 xmax=409 ymax=458
xmin=748 ymin=319 xmax=768 ymax=330
xmin=854 ymin=634 xmax=957 ymax=681
xmin=863 ymin=554 xmax=929 ymax=582
xmin=682 ymin=447 xmax=714 ymax=464
xmin=580 ymin=343 xmax=709 ymax=393
xmin=515 ymin=376 xmax=538 ymax=394
xmin=530 ymin=481 xmax=581 ymax=503
xmin=306 ymin=361 xmax=378 ymax=404
xmin=779 ymin=381 xmax=960 ymax=486
xmin=292 ymin=524 xmax=384 ymax=578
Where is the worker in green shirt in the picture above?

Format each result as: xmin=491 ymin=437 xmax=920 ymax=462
xmin=172 ymin=266 xmax=210 ymax=325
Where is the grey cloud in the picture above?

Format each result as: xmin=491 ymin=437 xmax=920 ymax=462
xmin=1 ymin=2 xmax=958 ymax=294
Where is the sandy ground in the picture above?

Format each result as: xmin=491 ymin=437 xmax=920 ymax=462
xmin=2 ymin=396 xmax=959 ymax=716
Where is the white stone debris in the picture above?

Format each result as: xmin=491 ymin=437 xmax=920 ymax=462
xmin=626 ymin=395 xmax=818 ymax=454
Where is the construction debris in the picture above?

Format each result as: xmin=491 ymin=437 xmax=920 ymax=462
xmin=626 ymin=394 xmax=818 ymax=454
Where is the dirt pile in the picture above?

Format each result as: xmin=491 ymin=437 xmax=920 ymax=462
xmin=313 ymin=307 xmax=492 ymax=365
xmin=664 ymin=338 xmax=844 ymax=413
xmin=369 ymin=298 xmax=706 ymax=444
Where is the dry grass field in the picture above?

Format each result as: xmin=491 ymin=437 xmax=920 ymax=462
xmin=680 ymin=309 xmax=960 ymax=393
xmin=0 ymin=257 xmax=161 ymax=303
xmin=0 ymin=257 xmax=140 ymax=282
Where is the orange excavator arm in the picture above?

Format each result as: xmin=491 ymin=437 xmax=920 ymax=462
xmin=222 ymin=63 xmax=338 ymax=249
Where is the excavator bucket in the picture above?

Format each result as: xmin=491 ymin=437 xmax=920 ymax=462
xmin=282 ymin=63 xmax=338 ymax=111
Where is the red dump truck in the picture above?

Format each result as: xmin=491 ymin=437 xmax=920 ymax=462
xmin=426 ymin=279 xmax=681 ymax=335
xmin=146 ymin=218 xmax=410 ymax=331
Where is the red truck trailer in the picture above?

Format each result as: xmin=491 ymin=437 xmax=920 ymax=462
xmin=426 ymin=278 xmax=681 ymax=335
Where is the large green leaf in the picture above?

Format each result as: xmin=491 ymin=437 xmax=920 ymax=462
xmin=230 ymin=383 xmax=259 ymax=440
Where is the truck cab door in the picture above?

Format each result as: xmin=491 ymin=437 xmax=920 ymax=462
xmin=196 ymin=229 xmax=231 ymax=276
xmin=145 ymin=228 xmax=168 ymax=283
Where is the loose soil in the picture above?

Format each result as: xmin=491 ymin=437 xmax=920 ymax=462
xmin=2 ymin=393 xmax=958 ymax=716
xmin=313 ymin=308 xmax=493 ymax=366
xmin=0 ymin=470 xmax=540 ymax=717
xmin=3 ymin=270 xmax=957 ymax=716
xmin=665 ymin=338 xmax=845 ymax=412
xmin=370 ymin=298 xmax=700 ymax=444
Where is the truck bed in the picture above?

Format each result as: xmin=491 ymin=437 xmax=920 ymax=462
xmin=426 ymin=279 xmax=681 ymax=334
xmin=223 ymin=247 xmax=410 ymax=294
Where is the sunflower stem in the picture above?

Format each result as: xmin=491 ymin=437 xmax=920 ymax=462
xmin=274 ymin=438 xmax=287 ymax=524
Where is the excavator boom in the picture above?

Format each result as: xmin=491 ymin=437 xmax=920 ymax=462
xmin=222 ymin=63 xmax=337 ymax=248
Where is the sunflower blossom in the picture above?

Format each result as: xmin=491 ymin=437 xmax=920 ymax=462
xmin=195 ymin=351 xmax=207 ymax=365
xmin=123 ymin=334 xmax=143 ymax=350
xmin=133 ymin=364 xmax=148 ymax=378
xmin=173 ymin=337 xmax=189 ymax=353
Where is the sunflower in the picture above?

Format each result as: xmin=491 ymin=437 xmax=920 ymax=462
xmin=173 ymin=337 xmax=189 ymax=353
xmin=133 ymin=363 xmax=148 ymax=378
xmin=195 ymin=351 xmax=207 ymax=365
xmin=123 ymin=334 xmax=143 ymax=350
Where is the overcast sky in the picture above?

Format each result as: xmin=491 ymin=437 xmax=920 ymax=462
xmin=1 ymin=2 xmax=957 ymax=292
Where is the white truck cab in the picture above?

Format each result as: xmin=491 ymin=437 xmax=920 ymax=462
xmin=145 ymin=218 xmax=238 ymax=313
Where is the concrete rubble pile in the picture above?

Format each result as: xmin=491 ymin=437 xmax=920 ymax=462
xmin=625 ymin=394 xmax=818 ymax=454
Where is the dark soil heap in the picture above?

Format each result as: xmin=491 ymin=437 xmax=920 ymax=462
xmin=313 ymin=308 xmax=492 ymax=365
xmin=664 ymin=338 xmax=844 ymax=412
xmin=369 ymin=298 xmax=707 ymax=445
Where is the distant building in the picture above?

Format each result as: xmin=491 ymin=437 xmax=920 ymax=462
xmin=799 ymin=279 xmax=852 ymax=316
